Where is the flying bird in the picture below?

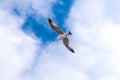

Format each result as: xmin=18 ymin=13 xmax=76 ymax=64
xmin=48 ymin=18 xmax=75 ymax=53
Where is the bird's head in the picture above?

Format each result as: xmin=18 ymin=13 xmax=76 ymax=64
xmin=67 ymin=31 xmax=72 ymax=35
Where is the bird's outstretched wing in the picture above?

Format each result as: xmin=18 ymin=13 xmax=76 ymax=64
xmin=63 ymin=38 xmax=75 ymax=53
xmin=48 ymin=18 xmax=64 ymax=35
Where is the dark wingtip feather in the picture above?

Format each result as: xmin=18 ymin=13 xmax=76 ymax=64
xmin=48 ymin=18 xmax=52 ymax=23
xmin=69 ymin=49 xmax=75 ymax=53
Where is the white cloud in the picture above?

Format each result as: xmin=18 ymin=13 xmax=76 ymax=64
xmin=0 ymin=0 xmax=56 ymax=18
xmin=105 ymin=0 xmax=120 ymax=24
xmin=0 ymin=8 xmax=39 ymax=80
xmin=31 ymin=0 xmax=56 ymax=18
xmin=0 ymin=0 xmax=56 ymax=80
xmin=98 ymin=76 xmax=120 ymax=80
xmin=65 ymin=0 xmax=120 ymax=80
xmin=14 ymin=41 xmax=92 ymax=80
xmin=28 ymin=59 xmax=91 ymax=80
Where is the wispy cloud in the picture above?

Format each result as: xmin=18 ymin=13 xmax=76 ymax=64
xmin=0 ymin=8 xmax=38 ymax=80
xmin=0 ymin=0 xmax=56 ymax=18
xmin=65 ymin=0 xmax=120 ymax=79
xmin=0 ymin=0 xmax=56 ymax=80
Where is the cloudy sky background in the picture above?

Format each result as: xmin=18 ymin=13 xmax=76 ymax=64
xmin=0 ymin=0 xmax=120 ymax=80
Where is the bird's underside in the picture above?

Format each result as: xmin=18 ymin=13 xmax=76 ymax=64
xmin=48 ymin=18 xmax=75 ymax=53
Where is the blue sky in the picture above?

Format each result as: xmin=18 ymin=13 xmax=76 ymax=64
xmin=20 ymin=0 xmax=73 ymax=43
xmin=0 ymin=0 xmax=120 ymax=80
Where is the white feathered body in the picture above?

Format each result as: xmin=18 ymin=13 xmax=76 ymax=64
xmin=56 ymin=34 xmax=68 ymax=41
xmin=56 ymin=31 xmax=71 ymax=41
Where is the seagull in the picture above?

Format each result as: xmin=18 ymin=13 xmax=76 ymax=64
xmin=48 ymin=18 xmax=75 ymax=53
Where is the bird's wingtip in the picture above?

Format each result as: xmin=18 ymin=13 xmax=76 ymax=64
xmin=48 ymin=18 xmax=52 ymax=23
xmin=72 ymin=51 xmax=75 ymax=53
xmin=69 ymin=49 xmax=75 ymax=53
